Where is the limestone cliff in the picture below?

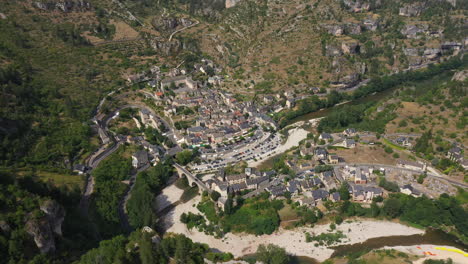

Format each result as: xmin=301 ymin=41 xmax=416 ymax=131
xmin=25 ymin=200 xmax=65 ymax=254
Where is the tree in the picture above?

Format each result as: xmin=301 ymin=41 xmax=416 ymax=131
xmin=210 ymin=191 xmax=221 ymax=202
xmin=335 ymin=216 xmax=343 ymax=225
xmin=176 ymin=150 xmax=194 ymax=165
xmin=256 ymin=244 xmax=289 ymax=264
xmin=383 ymin=198 xmax=402 ymax=218
xmin=338 ymin=182 xmax=350 ymax=201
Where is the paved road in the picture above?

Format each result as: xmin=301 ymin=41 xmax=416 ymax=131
xmin=80 ymin=102 xmax=177 ymax=217
xmin=79 ymin=142 xmax=123 ymax=216
xmin=168 ymin=20 xmax=199 ymax=41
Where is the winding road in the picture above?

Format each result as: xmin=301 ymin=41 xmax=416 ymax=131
xmin=168 ymin=20 xmax=200 ymax=42
xmin=79 ymin=101 xmax=177 ymax=221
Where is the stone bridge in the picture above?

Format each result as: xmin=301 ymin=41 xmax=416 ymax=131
xmin=173 ymin=163 xmax=210 ymax=192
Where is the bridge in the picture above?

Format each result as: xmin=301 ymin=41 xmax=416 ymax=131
xmin=173 ymin=163 xmax=210 ymax=192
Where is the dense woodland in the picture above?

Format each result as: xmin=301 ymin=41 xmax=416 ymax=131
xmin=127 ymin=162 xmax=173 ymax=229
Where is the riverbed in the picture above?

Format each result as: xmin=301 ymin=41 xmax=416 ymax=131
xmin=161 ymin=195 xmax=432 ymax=262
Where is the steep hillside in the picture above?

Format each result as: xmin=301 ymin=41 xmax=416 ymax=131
xmin=0 ymin=0 xmax=155 ymax=168
xmin=113 ymin=0 xmax=467 ymax=94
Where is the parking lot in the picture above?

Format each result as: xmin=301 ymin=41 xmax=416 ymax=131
xmin=191 ymin=131 xmax=282 ymax=172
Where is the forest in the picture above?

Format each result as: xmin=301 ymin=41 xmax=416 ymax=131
xmin=91 ymin=151 xmax=132 ymax=237
xmin=127 ymin=162 xmax=173 ymax=229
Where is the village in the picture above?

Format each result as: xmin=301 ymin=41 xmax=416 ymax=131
xmin=75 ymin=56 xmax=467 ymax=219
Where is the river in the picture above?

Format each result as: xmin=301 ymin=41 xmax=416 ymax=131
xmin=293 ymin=229 xmax=467 ymax=264
xmin=287 ymin=84 xmax=400 ymax=125
xmin=330 ymin=228 xmax=467 ymax=258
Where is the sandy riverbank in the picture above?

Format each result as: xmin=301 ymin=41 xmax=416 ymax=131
xmin=385 ymin=245 xmax=468 ymax=264
xmin=162 ymin=195 xmax=425 ymax=262
xmin=155 ymin=184 xmax=184 ymax=211
xmin=249 ymin=127 xmax=308 ymax=167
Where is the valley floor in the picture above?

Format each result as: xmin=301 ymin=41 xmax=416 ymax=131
xmin=161 ymin=195 xmax=425 ymax=262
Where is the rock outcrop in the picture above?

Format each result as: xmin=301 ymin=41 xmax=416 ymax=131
xmin=423 ymin=48 xmax=441 ymax=60
xmin=341 ymin=40 xmax=360 ymax=54
xmin=151 ymin=16 xmax=193 ymax=33
xmin=399 ymin=2 xmax=426 ymax=17
xmin=332 ymin=73 xmax=360 ymax=88
xmin=40 ymin=200 xmax=65 ymax=236
xmin=400 ymin=24 xmax=428 ymax=39
xmin=452 ymin=70 xmax=468 ymax=82
xmin=322 ymin=24 xmax=344 ymax=36
xmin=226 ymin=0 xmax=241 ymax=8
xmin=26 ymin=200 xmax=65 ymax=254
xmin=0 ymin=220 xmax=11 ymax=234
xmin=325 ymin=44 xmax=343 ymax=57
xmin=149 ymin=37 xmax=198 ymax=56
xmin=32 ymin=0 xmax=92 ymax=12
xmin=345 ymin=23 xmax=362 ymax=35
xmin=26 ymin=217 xmax=56 ymax=254
xmin=342 ymin=0 xmax=370 ymax=12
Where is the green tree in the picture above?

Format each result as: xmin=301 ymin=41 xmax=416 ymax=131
xmin=338 ymin=182 xmax=350 ymax=201
xmin=256 ymin=244 xmax=289 ymax=264
xmin=176 ymin=150 xmax=195 ymax=165
xmin=383 ymin=198 xmax=402 ymax=218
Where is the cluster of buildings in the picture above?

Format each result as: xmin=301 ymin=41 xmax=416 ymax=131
xmin=447 ymin=145 xmax=468 ymax=170
xmin=154 ymin=75 xmax=276 ymax=148
xmin=207 ymin=167 xmax=273 ymax=197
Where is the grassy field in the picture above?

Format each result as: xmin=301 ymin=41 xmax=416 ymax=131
xmin=16 ymin=169 xmax=85 ymax=190
xmin=382 ymin=138 xmax=406 ymax=151
xmin=278 ymin=204 xmax=299 ymax=221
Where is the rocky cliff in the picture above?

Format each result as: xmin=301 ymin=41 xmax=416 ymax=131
xmin=32 ymin=0 xmax=92 ymax=12
xmin=26 ymin=200 xmax=65 ymax=254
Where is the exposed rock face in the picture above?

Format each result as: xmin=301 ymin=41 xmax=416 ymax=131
xmin=26 ymin=200 xmax=65 ymax=254
xmin=332 ymin=73 xmax=360 ymax=88
xmin=150 ymin=38 xmax=182 ymax=56
xmin=441 ymin=42 xmax=462 ymax=50
xmin=355 ymin=62 xmax=367 ymax=75
xmin=362 ymin=16 xmax=379 ymax=31
xmin=400 ymin=24 xmax=428 ymax=39
xmin=408 ymin=56 xmax=423 ymax=66
xmin=445 ymin=0 xmax=456 ymax=7
xmin=0 ymin=220 xmax=11 ymax=233
xmin=399 ymin=2 xmax=426 ymax=17
xmin=149 ymin=37 xmax=198 ymax=56
xmin=225 ymin=0 xmax=241 ymax=8
xmin=404 ymin=48 xmax=420 ymax=57
xmin=325 ymin=45 xmax=343 ymax=56
xmin=423 ymin=48 xmax=441 ymax=60
xmin=40 ymin=200 xmax=65 ymax=236
xmin=32 ymin=0 xmax=92 ymax=12
xmin=151 ymin=16 xmax=194 ymax=33
xmin=452 ymin=70 xmax=468 ymax=82
xmin=187 ymin=0 xmax=225 ymax=19
xmin=342 ymin=0 xmax=370 ymax=12
xmin=26 ymin=217 xmax=56 ymax=254
xmin=345 ymin=23 xmax=362 ymax=35
xmin=322 ymin=24 xmax=344 ymax=36
xmin=341 ymin=41 xmax=360 ymax=54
